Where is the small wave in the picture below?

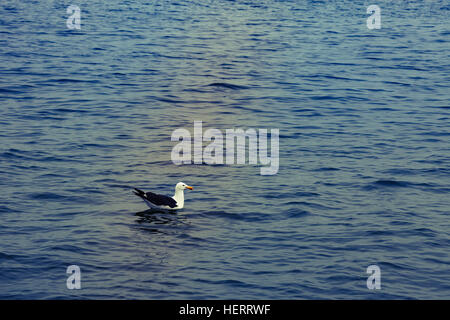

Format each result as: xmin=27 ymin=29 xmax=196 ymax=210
xmin=0 ymin=88 xmax=22 ymax=94
xmin=373 ymin=180 xmax=410 ymax=187
xmin=264 ymin=191 xmax=320 ymax=199
xmin=0 ymin=205 xmax=19 ymax=213
xmin=283 ymin=208 xmax=310 ymax=218
xmin=29 ymin=192 xmax=69 ymax=200
xmin=45 ymin=78 xmax=101 ymax=84
xmin=47 ymin=244 xmax=97 ymax=255
xmin=314 ymin=167 xmax=340 ymax=172
xmin=365 ymin=179 xmax=437 ymax=190
xmin=0 ymin=149 xmax=39 ymax=161
xmin=155 ymin=97 xmax=184 ymax=103
xmin=206 ymin=82 xmax=248 ymax=90
xmin=0 ymin=252 xmax=16 ymax=260
xmin=284 ymin=201 xmax=332 ymax=210
xmin=384 ymin=167 xmax=450 ymax=176
xmin=51 ymin=108 xmax=90 ymax=114
xmin=204 ymin=210 xmax=269 ymax=222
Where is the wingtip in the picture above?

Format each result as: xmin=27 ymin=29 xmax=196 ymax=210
xmin=133 ymin=189 xmax=145 ymax=198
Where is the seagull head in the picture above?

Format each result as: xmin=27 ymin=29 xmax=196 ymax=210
xmin=176 ymin=182 xmax=193 ymax=191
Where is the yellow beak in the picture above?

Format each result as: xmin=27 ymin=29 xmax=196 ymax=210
xmin=186 ymin=186 xmax=193 ymax=190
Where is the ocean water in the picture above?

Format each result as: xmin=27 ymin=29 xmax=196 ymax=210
xmin=0 ymin=0 xmax=449 ymax=299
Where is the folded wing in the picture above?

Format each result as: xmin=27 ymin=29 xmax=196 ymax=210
xmin=133 ymin=188 xmax=177 ymax=208
xmin=144 ymin=191 xmax=177 ymax=208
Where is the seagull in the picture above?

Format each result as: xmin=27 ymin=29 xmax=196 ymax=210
xmin=133 ymin=182 xmax=193 ymax=210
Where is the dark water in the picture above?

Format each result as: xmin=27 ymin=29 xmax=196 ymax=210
xmin=0 ymin=0 xmax=449 ymax=299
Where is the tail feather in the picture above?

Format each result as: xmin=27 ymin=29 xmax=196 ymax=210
xmin=133 ymin=188 xmax=146 ymax=199
xmin=133 ymin=188 xmax=158 ymax=209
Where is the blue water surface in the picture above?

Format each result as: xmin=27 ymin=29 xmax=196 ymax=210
xmin=0 ymin=0 xmax=449 ymax=299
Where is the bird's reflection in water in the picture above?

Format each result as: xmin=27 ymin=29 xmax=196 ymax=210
xmin=134 ymin=209 xmax=189 ymax=234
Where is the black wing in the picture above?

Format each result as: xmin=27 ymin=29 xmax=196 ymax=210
xmin=144 ymin=191 xmax=177 ymax=208
xmin=133 ymin=188 xmax=177 ymax=208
